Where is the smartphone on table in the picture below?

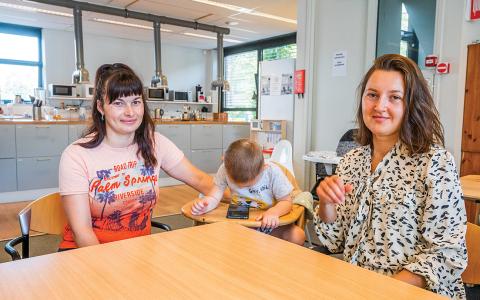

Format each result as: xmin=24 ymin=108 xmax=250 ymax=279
xmin=226 ymin=204 xmax=249 ymax=219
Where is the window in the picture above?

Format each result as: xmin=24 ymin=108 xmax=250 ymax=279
xmin=262 ymin=44 xmax=297 ymax=61
xmin=376 ymin=1 xmax=436 ymax=68
xmin=224 ymin=51 xmax=258 ymax=121
xmin=0 ymin=23 xmax=43 ymax=103
xmin=223 ymin=33 xmax=296 ymax=121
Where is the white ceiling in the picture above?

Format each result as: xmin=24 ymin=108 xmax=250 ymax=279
xmin=0 ymin=0 xmax=297 ymax=49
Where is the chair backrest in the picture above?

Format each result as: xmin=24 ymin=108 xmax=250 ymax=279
xmin=19 ymin=192 xmax=67 ymax=236
xmin=462 ymin=222 xmax=480 ymax=284
xmin=270 ymin=140 xmax=294 ymax=177
xmin=336 ymin=128 xmax=359 ymax=157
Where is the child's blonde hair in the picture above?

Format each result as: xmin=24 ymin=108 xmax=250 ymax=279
xmin=224 ymin=139 xmax=264 ymax=183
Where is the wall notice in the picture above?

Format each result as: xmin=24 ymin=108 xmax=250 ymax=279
xmin=332 ymin=51 xmax=347 ymax=77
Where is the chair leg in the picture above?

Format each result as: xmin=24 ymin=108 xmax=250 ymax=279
xmin=304 ymin=220 xmax=314 ymax=248
xmin=22 ymin=234 xmax=29 ymax=259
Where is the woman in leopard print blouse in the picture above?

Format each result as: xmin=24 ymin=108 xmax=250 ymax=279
xmin=315 ymin=54 xmax=467 ymax=299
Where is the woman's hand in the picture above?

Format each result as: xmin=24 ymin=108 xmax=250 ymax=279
xmin=316 ymin=175 xmax=353 ymax=223
xmin=256 ymin=208 xmax=280 ymax=231
xmin=316 ymin=175 xmax=353 ymax=205
xmin=191 ymin=196 xmax=219 ymax=215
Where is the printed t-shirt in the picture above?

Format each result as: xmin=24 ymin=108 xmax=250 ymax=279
xmin=58 ymin=132 xmax=183 ymax=248
xmin=214 ymin=162 xmax=293 ymax=209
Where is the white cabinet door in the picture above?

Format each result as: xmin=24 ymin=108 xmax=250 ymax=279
xmin=0 ymin=125 xmax=16 ymax=158
xmin=0 ymin=158 xmax=17 ymax=192
xmin=17 ymin=156 xmax=60 ymax=190
xmin=16 ymin=125 xmax=68 ymax=157
xmin=190 ymin=149 xmax=222 ymax=174
xmin=68 ymin=124 xmax=88 ymax=144
xmin=191 ymin=125 xmax=222 ymax=150
xmin=222 ymin=124 xmax=250 ymax=149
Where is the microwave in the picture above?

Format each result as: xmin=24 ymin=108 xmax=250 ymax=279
xmin=147 ymin=87 xmax=168 ymax=101
xmin=48 ymin=84 xmax=77 ymax=97
xmin=169 ymin=90 xmax=192 ymax=102
xmin=78 ymin=83 xmax=94 ymax=98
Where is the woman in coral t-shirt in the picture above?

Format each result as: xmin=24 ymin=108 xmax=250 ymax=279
xmin=58 ymin=63 xmax=213 ymax=249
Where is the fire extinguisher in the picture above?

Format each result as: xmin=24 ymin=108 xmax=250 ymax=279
xmin=294 ymin=69 xmax=305 ymax=98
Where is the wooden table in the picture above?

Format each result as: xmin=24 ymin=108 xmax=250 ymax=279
xmin=461 ymin=175 xmax=480 ymax=224
xmin=181 ymin=201 xmax=305 ymax=227
xmin=0 ymin=222 xmax=444 ymax=299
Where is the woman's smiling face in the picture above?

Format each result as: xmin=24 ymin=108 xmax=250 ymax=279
xmin=362 ymin=70 xmax=406 ymax=142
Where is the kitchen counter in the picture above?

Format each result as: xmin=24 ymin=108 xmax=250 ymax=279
xmin=0 ymin=118 xmax=248 ymax=125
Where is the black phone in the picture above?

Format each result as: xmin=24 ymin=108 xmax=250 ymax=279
xmin=226 ymin=204 xmax=249 ymax=219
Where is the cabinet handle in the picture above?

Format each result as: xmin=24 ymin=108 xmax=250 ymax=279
xmin=35 ymin=125 xmax=50 ymax=128
xmin=36 ymin=158 xmax=52 ymax=161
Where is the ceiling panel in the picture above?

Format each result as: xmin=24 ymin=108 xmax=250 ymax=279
xmin=0 ymin=0 xmax=296 ymax=49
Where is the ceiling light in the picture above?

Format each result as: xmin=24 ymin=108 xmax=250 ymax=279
xmin=92 ymin=18 xmax=172 ymax=32
xmin=0 ymin=2 xmax=72 ymax=17
xmin=192 ymin=0 xmax=296 ymax=24
xmin=183 ymin=32 xmax=241 ymax=43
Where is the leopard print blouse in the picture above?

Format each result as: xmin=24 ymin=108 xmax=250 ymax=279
xmin=314 ymin=142 xmax=467 ymax=299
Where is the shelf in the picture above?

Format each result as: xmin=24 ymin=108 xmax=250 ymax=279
xmin=48 ymin=97 xmax=92 ymax=101
xmin=146 ymin=100 xmax=214 ymax=105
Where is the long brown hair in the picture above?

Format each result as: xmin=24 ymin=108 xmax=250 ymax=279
xmin=78 ymin=63 xmax=157 ymax=167
xmin=356 ymin=54 xmax=444 ymax=154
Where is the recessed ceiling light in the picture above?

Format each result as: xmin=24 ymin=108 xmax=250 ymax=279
xmin=92 ymin=18 xmax=172 ymax=32
xmin=183 ymin=32 xmax=241 ymax=43
xmin=192 ymin=0 xmax=296 ymax=24
xmin=225 ymin=21 xmax=238 ymax=26
xmin=0 ymin=2 xmax=73 ymax=17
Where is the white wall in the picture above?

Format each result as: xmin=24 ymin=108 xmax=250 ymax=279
xmin=43 ymin=28 xmax=208 ymax=92
xmin=311 ymin=0 xmax=369 ymax=152
xmin=434 ymin=0 xmax=480 ymax=165
xmin=294 ymin=0 xmax=374 ymax=188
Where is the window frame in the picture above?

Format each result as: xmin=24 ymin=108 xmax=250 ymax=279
xmin=0 ymin=22 xmax=43 ymax=90
xmin=222 ymin=32 xmax=296 ymax=119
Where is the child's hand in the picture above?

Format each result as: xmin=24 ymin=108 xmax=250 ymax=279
xmin=191 ymin=196 xmax=218 ymax=215
xmin=255 ymin=208 xmax=280 ymax=231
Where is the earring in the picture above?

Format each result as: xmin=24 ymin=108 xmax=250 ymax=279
xmin=101 ymin=114 xmax=104 ymax=121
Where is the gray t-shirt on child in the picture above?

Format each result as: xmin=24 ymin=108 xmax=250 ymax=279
xmin=214 ymin=162 xmax=293 ymax=209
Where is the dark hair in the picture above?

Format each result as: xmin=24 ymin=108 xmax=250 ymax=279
xmin=356 ymin=54 xmax=444 ymax=154
xmin=78 ymin=63 xmax=157 ymax=167
xmin=224 ymin=139 xmax=264 ymax=183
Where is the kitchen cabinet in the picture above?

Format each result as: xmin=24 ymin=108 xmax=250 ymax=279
xmin=0 ymin=159 xmax=17 ymax=192
xmin=191 ymin=124 xmax=222 ymax=150
xmin=190 ymin=149 xmax=223 ymax=174
xmin=17 ymin=156 xmax=60 ymax=190
xmin=155 ymin=125 xmax=191 ymax=153
xmin=68 ymin=124 xmax=88 ymax=144
xmin=16 ymin=125 xmax=68 ymax=157
xmin=155 ymin=124 xmax=191 ymax=178
xmin=222 ymin=124 xmax=250 ymax=150
xmin=0 ymin=125 xmax=16 ymax=158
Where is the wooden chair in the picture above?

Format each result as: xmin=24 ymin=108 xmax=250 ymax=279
xmin=462 ymin=222 xmax=480 ymax=286
xmin=4 ymin=192 xmax=171 ymax=260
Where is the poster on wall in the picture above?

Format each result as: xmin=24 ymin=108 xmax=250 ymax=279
xmin=270 ymin=75 xmax=281 ymax=96
xmin=281 ymin=73 xmax=293 ymax=95
xmin=261 ymin=75 xmax=270 ymax=96
xmin=466 ymin=0 xmax=480 ymax=21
